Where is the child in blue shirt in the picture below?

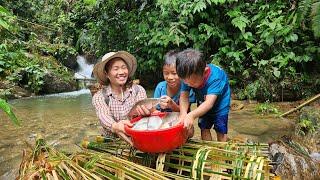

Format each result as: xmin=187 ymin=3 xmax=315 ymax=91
xmin=176 ymin=48 xmax=231 ymax=142
xmin=154 ymin=50 xmax=196 ymax=112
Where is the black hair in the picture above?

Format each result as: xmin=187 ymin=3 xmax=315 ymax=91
xmin=163 ymin=50 xmax=178 ymax=67
xmin=176 ymin=48 xmax=206 ymax=79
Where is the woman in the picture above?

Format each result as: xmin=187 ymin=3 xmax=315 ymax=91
xmin=92 ymin=51 xmax=151 ymax=145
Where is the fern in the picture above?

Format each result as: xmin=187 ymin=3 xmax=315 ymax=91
xmin=296 ymin=0 xmax=313 ymax=24
xmin=0 ymin=5 xmax=12 ymax=31
xmin=311 ymin=0 xmax=320 ymax=37
xmin=296 ymin=0 xmax=320 ymax=37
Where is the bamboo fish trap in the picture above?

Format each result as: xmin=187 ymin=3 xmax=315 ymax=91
xmin=71 ymin=152 xmax=170 ymax=180
xmin=155 ymin=144 xmax=272 ymax=180
xmin=18 ymin=138 xmax=170 ymax=180
xmin=82 ymin=136 xmax=275 ymax=180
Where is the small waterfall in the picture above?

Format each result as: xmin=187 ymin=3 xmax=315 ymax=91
xmin=74 ymin=56 xmax=94 ymax=79
xmin=74 ymin=56 xmax=96 ymax=89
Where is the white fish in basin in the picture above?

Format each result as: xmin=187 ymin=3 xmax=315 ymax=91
xmin=132 ymin=112 xmax=180 ymax=130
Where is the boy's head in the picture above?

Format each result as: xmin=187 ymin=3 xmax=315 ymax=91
xmin=176 ymin=49 xmax=206 ymax=88
xmin=163 ymin=50 xmax=180 ymax=88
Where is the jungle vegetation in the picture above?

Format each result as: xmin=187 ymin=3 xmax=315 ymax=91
xmin=0 ymin=0 xmax=319 ymax=101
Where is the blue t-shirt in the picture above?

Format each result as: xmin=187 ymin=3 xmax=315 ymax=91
xmin=181 ymin=64 xmax=231 ymax=117
xmin=154 ymin=81 xmax=196 ymax=112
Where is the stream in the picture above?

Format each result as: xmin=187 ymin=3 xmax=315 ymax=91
xmin=0 ymin=90 xmax=296 ymax=179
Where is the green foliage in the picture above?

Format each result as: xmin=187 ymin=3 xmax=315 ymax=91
xmin=0 ymin=5 xmax=11 ymax=31
xmin=0 ymin=98 xmax=21 ymax=126
xmin=296 ymin=107 xmax=320 ymax=136
xmin=296 ymin=118 xmax=319 ymax=136
xmin=7 ymin=65 xmax=45 ymax=93
xmin=0 ymin=4 xmax=76 ymax=95
xmin=255 ymin=101 xmax=279 ymax=115
xmin=311 ymin=0 xmax=320 ymax=37
xmin=1 ymin=0 xmax=320 ymax=99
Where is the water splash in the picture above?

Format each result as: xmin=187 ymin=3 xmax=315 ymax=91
xmin=74 ymin=56 xmax=94 ymax=79
xmin=44 ymin=89 xmax=91 ymax=97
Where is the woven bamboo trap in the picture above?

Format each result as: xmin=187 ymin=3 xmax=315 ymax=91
xmin=18 ymin=138 xmax=169 ymax=180
xmin=81 ymin=136 xmax=275 ymax=180
xmin=18 ymin=136 xmax=275 ymax=179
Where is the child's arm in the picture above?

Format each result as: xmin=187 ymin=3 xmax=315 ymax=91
xmin=183 ymin=94 xmax=217 ymax=129
xmin=179 ymin=91 xmax=190 ymax=117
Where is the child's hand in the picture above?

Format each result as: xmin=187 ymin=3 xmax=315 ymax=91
xmin=179 ymin=113 xmax=194 ymax=130
xmin=160 ymin=95 xmax=173 ymax=109
xmin=179 ymin=113 xmax=195 ymax=139
xmin=183 ymin=113 xmax=195 ymax=130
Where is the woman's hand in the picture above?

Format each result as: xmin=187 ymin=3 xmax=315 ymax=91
xmin=135 ymin=105 xmax=152 ymax=116
xmin=111 ymin=120 xmax=133 ymax=146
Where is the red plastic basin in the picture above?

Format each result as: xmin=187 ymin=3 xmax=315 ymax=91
xmin=125 ymin=112 xmax=187 ymax=153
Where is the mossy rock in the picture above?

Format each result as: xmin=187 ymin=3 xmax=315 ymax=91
xmin=295 ymin=106 xmax=320 ymax=136
xmin=40 ymin=72 xmax=77 ymax=94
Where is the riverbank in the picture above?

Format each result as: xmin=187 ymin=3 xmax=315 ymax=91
xmin=1 ymin=90 xmax=319 ymax=179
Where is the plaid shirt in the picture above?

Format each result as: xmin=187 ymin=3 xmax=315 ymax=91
xmin=92 ymin=84 xmax=147 ymax=134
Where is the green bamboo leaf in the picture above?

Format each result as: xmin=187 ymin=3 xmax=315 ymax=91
xmin=0 ymin=5 xmax=10 ymax=14
xmin=0 ymin=19 xmax=9 ymax=30
xmin=0 ymin=98 xmax=21 ymax=126
xmin=84 ymin=0 xmax=96 ymax=6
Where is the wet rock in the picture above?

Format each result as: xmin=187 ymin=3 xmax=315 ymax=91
xmin=40 ymin=72 xmax=77 ymax=94
xmin=84 ymin=53 xmax=97 ymax=64
xmin=269 ymin=137 xmax=320 ymax=180
xmin=29 ymin=133 xmax=37 ymax=139
xmin=49 ymin=140 xmax=60 ymax=147
xmin=310 ymin=152 xmax=320 ymax=162
xmin=53 ymin=46 xmax=78 ymax=70
xmin=0 ymin=169 xmax=18 ymax=180
xmin=59 ymin=134 xmax=71 ymax=140
xmin=11 ymin=86 xmax=32 ymax=98
xmin=230 ymin=100 xmax=244 ymax=111
xmin=0 ymin=81 xmax=31 ymax=99
xmin=85 ymin=122 xmax=96 ymax=126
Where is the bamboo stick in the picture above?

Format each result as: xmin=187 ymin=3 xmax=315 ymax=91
xmin=280 ymin=93 xmax=320 ymax=117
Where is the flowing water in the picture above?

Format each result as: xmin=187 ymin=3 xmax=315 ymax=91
xmin=0 ymin=92 xmax=295 ymax=179
xmin=0 ymin=90 xmax=99 ymax=179
xmin=74 ymin=56 xmax=94 ymax=79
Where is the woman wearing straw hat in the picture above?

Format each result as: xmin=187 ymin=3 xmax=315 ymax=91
xmin=92 ymin=51 xmax=151 ymax=145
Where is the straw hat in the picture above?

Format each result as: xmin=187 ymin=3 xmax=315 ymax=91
xmin=93 ymin=51 xmax=137 ymax=85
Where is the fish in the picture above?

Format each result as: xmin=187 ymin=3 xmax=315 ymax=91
xmin=160 ymin=112 xmax=180 ymax=128
xmin=146 ymin=116 xmax=163 ymax=130
xmin=132 ymin=112 xmax=180 ymax=131
xmin=132 ymin=116 xmax=163 ymax=130
xmin=132 ymin=118 xmax=149 ymax=130
xmin=128 ymin=98 xmax=161 ymax=117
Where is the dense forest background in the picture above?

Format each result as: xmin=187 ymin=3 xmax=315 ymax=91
xmin=0 ymin=0 xmax=319 ymax=101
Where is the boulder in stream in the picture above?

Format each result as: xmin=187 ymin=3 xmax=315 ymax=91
xmin=40 ymin=72 xmax=77 ymax=94
xmin=269 ymin=136 xmax=320 ymax=180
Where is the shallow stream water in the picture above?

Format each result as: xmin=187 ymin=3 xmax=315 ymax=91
xmin=0 ymin=90 xmax=295 ymax=179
